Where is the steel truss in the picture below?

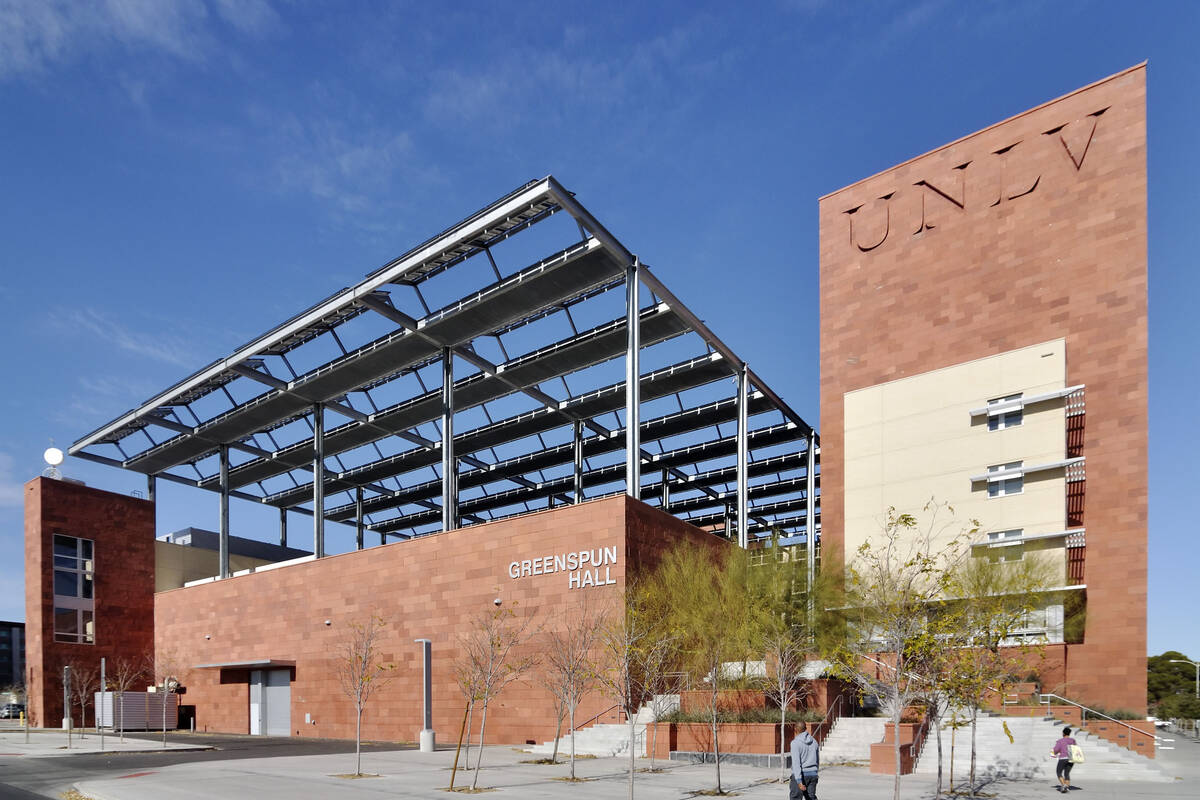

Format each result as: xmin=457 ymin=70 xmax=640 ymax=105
xmin=71 ymin=176 xmax=820 ymax=577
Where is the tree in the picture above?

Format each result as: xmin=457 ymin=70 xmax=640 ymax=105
xmin=334 ymin=614 xmax=397 ymax=777
xmin=1149 ymin=651 xmax=1198 ymax=708
xmin=639 ymin=631 xmax=679 ymax=775
xmin=941 ymin=551 xmax=1055 ymax=797
xmin=748 ymin=533 xmax=823 ymax=783
xmin=147 ymin=649 xmax=189 ymax=748
xmin=828 ymin=502 xmax=971 ymax=800
xmin=541 ymin=594 xmax=607 ymax=779
xmin=458 ymin=603 xmax=538 ymax=791
xmin=107 ymin=655 xmax=145 ymax=743
xmin=597 ymin=584 xmax=654 ymax=800
xmin=64 ymin=658 xmax=99 ymax=737
xmin=643 ymin=543 xmax=755 ymax=795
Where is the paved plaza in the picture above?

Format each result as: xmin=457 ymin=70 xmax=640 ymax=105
xmin=2 ymin=725 xmax=1197 ymax=800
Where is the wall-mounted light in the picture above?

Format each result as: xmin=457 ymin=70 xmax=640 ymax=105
xmin=204 ymin=634 xmax=211 ymax=640
xmin=324 ymin=620 xmax=331 ymax=626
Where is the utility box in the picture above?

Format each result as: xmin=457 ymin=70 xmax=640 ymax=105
xmin=95 ymin=691 xmax=178 ymax=731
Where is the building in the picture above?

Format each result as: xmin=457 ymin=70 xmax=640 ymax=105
xmin=25 ymin=177 xmax=818 ymax=739
xmin=820 ymin=64 xmax=1147 ymax=712
xmin=21 ymin=65 xmax=1150 ymax=739
xmin=0 ymin=621 xmax=24 ymax=695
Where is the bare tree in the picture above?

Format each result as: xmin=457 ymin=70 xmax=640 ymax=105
xmin=108 ymin=655 xmax=145 ymax=743
xmin=941 ymin=552 xmax=1054 ymax=796
xmin=64 ymin=659 xmax=99 ymax=737
xmin=452 ymin=656 xmax=483 ymax=776
xmin=334 ymin=614 xmax=397 ymax=777
xmin=761 ymin=629 xmax=809 ymax=781
xmin=597 ymin=588 xmax=653 ymax=800
xmin=829 ymin=501 xmax=970 ymax=800
xmin=459 ymin=604 xmax=538 ymax=791
xmin=640 ymin=633 xmax=680 ymax=774
xmin=542 ymin=594 xmax=608 ymax=780
xmin=147 ymin=649 xmax=189 ymax=748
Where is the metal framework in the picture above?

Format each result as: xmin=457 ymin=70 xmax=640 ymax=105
xmin=70 ymin=176 xmax=820 ymax=578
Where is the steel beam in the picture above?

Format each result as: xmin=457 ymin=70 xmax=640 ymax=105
xmin=441 ymin=349 xmax=457 ymax=532
xmin=218 ymin=445 xmax=230 ymax=579
xmin=355 ymin=487 xmax=364 ymax=551
xmin=736 ymin=366 xmax=749 ymax=549
xmin=573 ymin=420 xmax=584 ymax=503
xmin=313 ymin=404 xmax=325 ymax=559
xmin=71 ymin=179 xmax=559 ymax=456
xmin=806 ymin=433 xmax=817 ymax=618
xmin=625 ymin=259 xmax=641 ymax=499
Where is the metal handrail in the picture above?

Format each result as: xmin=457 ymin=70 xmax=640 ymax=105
xmin=1038 ymin=693 xmax=1158 ymax=742
xmin=573 ymin=703 xmax=626 ymax=732
xmin=819 ymin=693 xmax=844 ymax=733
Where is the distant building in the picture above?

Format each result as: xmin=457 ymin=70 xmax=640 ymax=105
xmin=0 ymin=621 xmax=24 ymax=694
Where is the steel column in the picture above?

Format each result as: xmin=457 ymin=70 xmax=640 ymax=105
xmin=723 ymin=503 xmax=732 ymax=540
xmin=625 ymin=259 xmax=641 ymax=499
xmin=146 ymin=475 xmax=156 ymax=503
xmin=736 ymin=365 xmax=749 ymax=549
xmin=355 ymin=487 xmax=364 ymax=550
xmin=806 ymin=432 xmax=817 ymax=615
xmin=573 ymin=420 xmax=584 ymax=503
xmin=661 ymin=469 xmax=670 ymax=509
xmin=279 ymin=507 xmax=287 ymax=549
xmin=313 ymin=404 xmax=325 ymax=559
xmin=218 ymin=444 xmax=230 ymax=579
xmin=442 ymin=348 xmax=457 ymax=531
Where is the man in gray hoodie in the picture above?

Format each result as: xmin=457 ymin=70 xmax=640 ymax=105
xmin=789 ymin=723 xmax=820 ymax=799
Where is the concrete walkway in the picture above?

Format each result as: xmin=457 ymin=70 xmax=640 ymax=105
xmin=65 ymin=740 xmax=1198 ymax=800
xmin=0 ymin=727 xmax=210 ymax=758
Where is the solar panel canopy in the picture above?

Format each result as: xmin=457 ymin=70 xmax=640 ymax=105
xmin=71 ymin=176 xmax=820 ymax=552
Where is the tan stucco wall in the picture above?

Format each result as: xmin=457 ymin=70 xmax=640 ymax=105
xmin=154 ymin=541 xmax=276 ymax=592
xmin=843 ymin=339 xmax=1070 ymax=566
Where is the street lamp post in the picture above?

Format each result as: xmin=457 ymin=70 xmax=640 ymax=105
xmin=1169 ymin=659 xmax=1200 ymax=698
xmin=414 ymin=638 xmax=435 ymax=752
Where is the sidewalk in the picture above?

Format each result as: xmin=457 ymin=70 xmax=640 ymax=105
xmin=71 ymin=743 xmax=1195 ymax=800
xmin=0 ymin=727 xmax=211 ymax=757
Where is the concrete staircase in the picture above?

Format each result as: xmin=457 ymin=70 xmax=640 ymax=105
xmin=819 ymin=716 xmax=886 ymax=764
xmin=913 ymin=713 xmax=1170 ymax=783
xmin=526 ymin=695 xmax=678 ymax=758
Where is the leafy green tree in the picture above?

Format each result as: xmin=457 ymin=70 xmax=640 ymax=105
xmin=1148 ymin=651 xmax=1197 ymax=706
xmin=643 ymin=543 xmax=755 ymax=795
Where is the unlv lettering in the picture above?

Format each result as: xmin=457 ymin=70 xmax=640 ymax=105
xmin=843 ymin=107 xmax=1109 ymax=252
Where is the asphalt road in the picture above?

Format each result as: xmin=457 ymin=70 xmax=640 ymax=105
xmin=0 ymin=733 xmax=413 ymax=799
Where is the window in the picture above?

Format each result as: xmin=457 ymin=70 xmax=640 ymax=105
xmin=987 ymin=393 xmax=1023 ymax=431
xmin=987 ymin=528 xmax=1024 ymax=562
xmin=52 ymin=534 xmax=94 ymax=644
xmin=987 ymin=462 xmax=1023 ymax=497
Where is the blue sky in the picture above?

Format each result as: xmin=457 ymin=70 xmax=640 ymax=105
xmin=0 ymin=0 xmax=1196 ymax=660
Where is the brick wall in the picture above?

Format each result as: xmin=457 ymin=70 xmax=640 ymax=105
xmin=24 ymin=477 xmax=156 ymax=727
xmin=155 ymin=495 xmax=725 ymax=744
xmin=819 ymin=65 xmax=1148 ymax=712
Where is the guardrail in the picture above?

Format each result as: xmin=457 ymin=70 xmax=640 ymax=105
xmin=1038 ymin=693 xmax=1159 ymax=745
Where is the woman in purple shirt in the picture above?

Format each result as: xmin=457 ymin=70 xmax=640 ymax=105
xmin=1050 ymin=726 xmax=1078 ymax=793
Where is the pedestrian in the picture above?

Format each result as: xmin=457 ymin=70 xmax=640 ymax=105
xmin=1050 ymin=725 xmax=1078 ymax=793
xmin=789 ymin=721 xmax=820 ymax=800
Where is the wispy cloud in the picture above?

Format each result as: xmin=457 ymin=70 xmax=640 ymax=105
xmin=0 ymin=0 xmax=280 ymax=80
xmin=52 ymin=307 xmax=196 ymax=367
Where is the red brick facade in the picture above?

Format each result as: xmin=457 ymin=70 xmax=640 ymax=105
xmin=24 ymin=477 xmax=156 ymax=727
xmin=818 ymin=66 xmax=1148 ymax=711
xmin=151 ymin=494 xmax=727 ymax=744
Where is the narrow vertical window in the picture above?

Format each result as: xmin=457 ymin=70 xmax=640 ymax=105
xmin=52 ymin=534 xmax=95 ymax=644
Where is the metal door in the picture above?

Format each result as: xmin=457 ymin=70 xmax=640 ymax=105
xmin=248 ymin=669 xmax=291 ymax=736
